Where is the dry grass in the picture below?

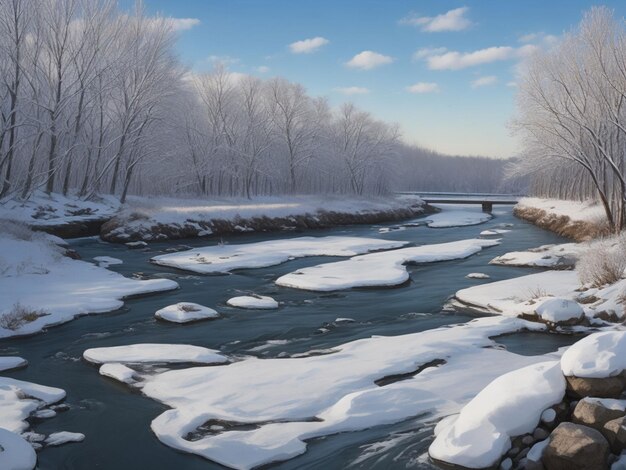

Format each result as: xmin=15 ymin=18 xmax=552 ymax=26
xmin=577 ymin=235 xmax=626 ymax=287
xmin=0 ymin=303 xmax=47 ymax=330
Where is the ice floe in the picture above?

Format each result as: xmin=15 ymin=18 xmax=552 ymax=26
xmin=151 ymin=236 xmax=407 ymax=274
xmin=83 ymin=344 xmax=228 ymax=365
xmin=0 ymin=227 xmax=178 ymax=338
xmin=45 ymin=431 xmax=85 ymax=446
xmin=423 ymin=210 xmax=492 ymax=228
xmin=490 ymin=243 xmax=584 ymax=269
xmin=90 ymin=316 xmax=552 ymax=469
xmin=429 ymin=361 xmax=565 ymax=468
xmin=480 ymin=229 xmax=511 ymax=236
xmin=99 ymin=363 xmax=138 ymax=384
xmin=93 ymin=256 xmax=123 ymax=267
xmin=0 ymin=357 xmax=27 ymax=372
xmin=0 ymin=428 xmax=36 ymax=470
xmin=155 ymin=303 xmax=219 ymax=323
xmin=466 ymin=273 xmax=490 ymax=280
xmin=226 ymin=295 xmax=278 ymax=310
xmin=276 ymin=238 xmax=500 ymax=291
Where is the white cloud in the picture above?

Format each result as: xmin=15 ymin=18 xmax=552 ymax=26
xmin=519 ymin=32 xmax=559 ymax=47
xmin=412 ymin=47 xmax=447 ymax=61
xmin=334 ymin=86 xmax=371 ymax=95
xmin=420 ymin=45 xmax=538 ymax=70
xmin=471 ymin=76 xmax=498 ymax=88
xmin=346 ymin=51 xmax=394 ymax=70
xmin=406 ymin=82 xmax=440 ymax=94
xmin=168 ymin=18 xmax=201 ymax=32
xmin=401 ymin=7 xmax=472 ymax=32
xmin=255 ymin=66 xmax=270 ymax=73
xmin=207 ymin=55 xmax=240 ymax=66
xmin=506 ymin=81 xmax=517 ymax=87
xmin=289 ymin=37 xmax=330 ymax=54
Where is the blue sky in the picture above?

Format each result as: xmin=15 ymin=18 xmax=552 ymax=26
xmin=126 ymin=1 xmax=626 ymax=158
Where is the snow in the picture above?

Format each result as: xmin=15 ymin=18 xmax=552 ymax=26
xmin=535 ymin=298 xmax=584 ymax=323
xmin=45 ymin=431 xmax=85 ymax=446
xmin=0 ymin=428 xmax=36 ymax=470
xmin=92 ymin=316 xmax=552 ymax=469
xmin=0 ymin=357 xmax=27 ymax=372
xmin=83 ymin=344 xmax=228 ymax=365
xmin=466 ymin=273 xmax=490 ymax=279
xmin=107 ymin=194 xmax=426 ymax=241
xmin=93 ymin=256 xmax=123 ymax=267
xmin=422 ymin=210 xmax=492 ymax=228
xmin=561 ymin=331 xmax=626 ymax=378
xmin=99 ymin=363 xmax=138 ymax=384
xmin=429 ymin=361 xmax=565 ymax=469
xmin=226 ymin=295 xmax=278 ymax=310
xmin=155 ymin=303 xmax=219 ymax=323
xmin=517 ymin=197 xmax=605 ymax=224
xmin=0 ymin=226 xmax=178 ymax=338
xmin=276 ymin=238 xmax=500 ymax=291
xmin=0 ymin=191 xmax=119 ymax=227
xmin=152 ymin=236 xmax=407 ymax=274
xmin=480 ymin=229 xmax=511 ymax=236
xmin=490 ymin=243 xmax=584 ymax=268
xmin=527 ymin=439 xmax=549 ymax=463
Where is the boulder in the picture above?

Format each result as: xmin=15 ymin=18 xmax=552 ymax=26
xmin=602 ymin=416 xmax=626 ymax=454
xmin=543 ymin=422 xmax=610 ymax=470
xmin=535 ymin=298 xmax=585 ymax=326
xmin=572 ymin=399 xmax=626 ymax=431
xmin=565 ymin=376 xmax=624 ymax=399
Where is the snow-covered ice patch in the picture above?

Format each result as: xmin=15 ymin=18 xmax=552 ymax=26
xmin=151 ymin=236 xmax=407 ymax=274
xmin=466 ymin=273 xmax=490 ymax=280
xmin=490 ymin=243 xmax=583 ymax=269
xmin=99 ymin=363 xmax=138 ymax=384
xmin=226 ymin=295 xmax=278 ymax=310
xmin=276 ymin=238 xmax=500 ymax=291
xmin=480 ymin=229 xmax=511 ymax=236
xmin=93 ymin=256 xmax=123 ymax=268
xmin=155 ymin=303 xmax=219 ymax=323
xmin=83 ymin=344 xmax=228 ymax=365
xmin=429 ymin=361 xmax=565 ymax=468
xmin=0 ymin=428 xmax=36 ymax=470
xmin=0 ymin=357 xmax=27 ymax=372
xmin=424 ymin=210 xmax=492 ymax=228
xmin=45 ymin=431 xmax=85 ymax=446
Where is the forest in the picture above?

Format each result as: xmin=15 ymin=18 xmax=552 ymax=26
xmin=0 ymin=0 xmax=507 ymax=204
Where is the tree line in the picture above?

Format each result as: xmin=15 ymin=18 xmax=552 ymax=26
xmin=510 ymin=6 xmax=626 ymax=232
xmin=0 ymin=0 xmax=507 ymax=204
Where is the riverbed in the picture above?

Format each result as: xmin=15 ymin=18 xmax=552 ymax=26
xmin=0 ymin=204 xmax=578 ymax=469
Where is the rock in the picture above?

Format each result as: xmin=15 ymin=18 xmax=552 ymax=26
xmin=572 ymin=399 xmax=626 ymax=431
xmin=534 ymin=427 xmax=550 ymax=440
xmin=525 ymin=460 xmax=545 ymax=470
xmin=500 ymin=457 xmax=513 ymax=470
xmin=566 ymin=376 xmax=624 ymax=399
xmin=535 ymin=298 xmax=585 ymax=326
xmin=594 ymin=310 xmax=624 ymax=323
xmin=602 ymin=416 xmax=626 ymax=454
xmin=543 ymin=422 xmax=610 ymax=470
xmin=541 ymin=408 xmax=557 ymax=426
xmin=523 ymin=435 xmax=536 ymax=446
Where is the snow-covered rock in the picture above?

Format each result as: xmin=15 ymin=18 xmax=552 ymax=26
xmin=535 ymin=298 xmax=585 ymax=325
xmin=45 ymin=431 xmax=85 ymax=446
xmin=276 ymin=238 xmax=500 ymax=291
xmin=155 ymin=303 xmax=219 ymax=323
xmin=99 ymin=363 xmax=138 ymax=384
xmin=93 ymin=256 xmax=123 ymax=268
xmin=561 ymin=331 xmax=626 ymax=378
xmin=423 ymin=210 xmax=492 ymax=228
xmin=125 ymin=241 xmax=147 ymax=249
xmin=0 ymin=428 xmax=36 ymax=470
xmin=429 ymin=361 xmax=566 ymax=469
xmin=480 ymin=229 xmax=511 ymax=236
xmin=0 ymin=357 xmax=27 ymax=372
xmin=490 ymin=243 xmax=583 ymax=269
xmin=83 ymin=344 xmax=228 ymax=365
xmin=466 ymin=273 xmax=490 ymax=280
xmin=226 ymin=295 xmax=278 ymax=310
xmin=151 ymin=236 xmax=407 ymax=274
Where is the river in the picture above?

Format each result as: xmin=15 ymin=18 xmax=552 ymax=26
xmin=0 ymin=203 xmax=579 ymax=469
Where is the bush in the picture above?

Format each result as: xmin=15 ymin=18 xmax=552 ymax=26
xmin=0 ymin=303 xmax=47 ymax=330
xmin=577 ymin=234 xmax=626 ymax=287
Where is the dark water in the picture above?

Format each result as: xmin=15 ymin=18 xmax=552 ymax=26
xmin=0 ymin=204 xmax=580 ymax=469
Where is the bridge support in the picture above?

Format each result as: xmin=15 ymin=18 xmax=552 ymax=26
xmin=481 ymin=202 xmax=493 ymax=212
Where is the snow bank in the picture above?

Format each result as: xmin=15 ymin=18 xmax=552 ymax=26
xmin=155 ymin=303 xmax=219 ymax=323
xmin=517 ymin=198 xmax=605 ymax=224
xmin=0 ymin=227 xmax=178 ymax=338
xmin=429 ymin=361 xmax=565 ymax=468
xmin=423 ymin=210 xmax=492 ymax=228
xmin=0 ymin=357 xmax=27 ymax=372
xmin=0 ymin=428 xmax=36 ymax=470
xmin=490 ymin=243 xmax=584 ymax=269
xmin=276 ymin=238 xmax=500 ymax=291
xmin=561 ymin=331 xmax=626 ymax=378
xmin=535 ymin=298 xmax=584 ymax=323
xmin=83 ymin=344 xmax=228 ymax=365
xmin=103 ymin=194 xmax=428 ymax=242
xmin=90 ymin=316 xmax=550 ymax=469
xmin=226 ymin=295 xmax=279 ymax=310
xmin=152 ymin=236 xmax=407 ymax=274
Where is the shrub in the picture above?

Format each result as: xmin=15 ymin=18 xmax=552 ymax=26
xmin=577 ymin=234 xmax=626 ymax=287
xmin=0 ymin=303 xmax=47 ymax=330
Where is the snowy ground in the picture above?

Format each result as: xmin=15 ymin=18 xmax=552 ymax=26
xmin=0 ymin=223 xmax=178 ymax=338
xmin=516 ymin=197 xmax=605 ymax=225
xmin=152 ymin=236 xmax=407 ymax=274
xmin=275 ymin=238 xmax=500 ymax=291
xmin=87 ymin=316 xmax=552 ymax=469
xmin=489 ymin=243 xmax=585 ymax=269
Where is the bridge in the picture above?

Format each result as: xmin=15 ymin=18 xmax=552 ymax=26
xmin=400 ymin=192 xmax=521 ymax=213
